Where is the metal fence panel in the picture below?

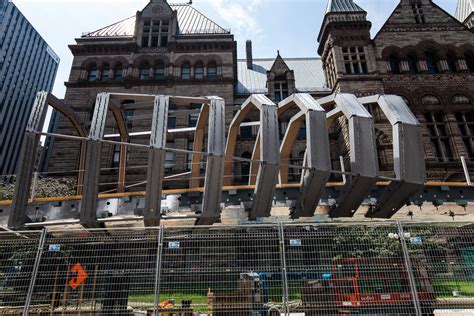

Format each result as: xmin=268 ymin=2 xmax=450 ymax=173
xmin=0 ymin=231 xmax=43 ymax=314
xmin=403 ymin=223 xmax=474 ymax=315
xmin=26 ymin=227 xmax=161 ymax=315
xmin=160 ymin=226 xmax=284 ymax=315
xmin=0 ymin=222 xmax=473 ymax=315
xmin=283 ymin=223 xmax=419 ymax=315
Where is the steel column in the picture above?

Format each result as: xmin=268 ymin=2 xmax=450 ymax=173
xmin=196 ymin=97 xmax=226 ymax=225
xmin=80 ymin=93 xmax=109 ymax=228
xmin=320 ymin=93 xmax=379 ymax=217
xmin=144 ymin=96 xmax=169 ymax=227
xmin=360 ymin=95 xmax=426 ymax=218
xmin=251 ymin=97 xmax=280 ymax=219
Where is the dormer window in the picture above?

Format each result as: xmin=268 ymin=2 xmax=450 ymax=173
xmin=274 ymin=76 xmax=289 ymax=103
xmin=142 ymin=19 xmax=169 ymax=48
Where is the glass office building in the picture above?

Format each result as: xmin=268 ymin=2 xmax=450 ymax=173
xmin=0 ymin=0 xmax=59 ymax=176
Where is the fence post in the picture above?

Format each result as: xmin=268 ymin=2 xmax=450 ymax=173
xmin=23 ymin=228 xmax=47 ymax=316
xmin=278 ymin=223 xmax=289 ymax=315
xmin=397 ymin=221 xmax=422 ymax=316
xmin=153 ymin=226 xmax=165 ymax=316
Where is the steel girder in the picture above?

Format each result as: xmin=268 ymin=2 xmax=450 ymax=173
xmin=225 ymin=94 xmax=280 ymax=219
xmin=278 ymin=94 xmax=331 ymax=218
xmin=195 ymin=97 xmax=226 ymax=225
xmin=144 ymin=95 xmax=169 ymax=227
xmin=360 ymin=95 xmax=426 ymax=218
xmin=8 ymin=92 xmax=87 ymax=229
xmin=319 ymin=93 xmax=379 ymax=217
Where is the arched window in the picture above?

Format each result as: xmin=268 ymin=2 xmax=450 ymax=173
xmin=195 ymin=62 xmax=204 ymax=79
xmin=421 ymin=94 xmax=441 ymax=106
xmin=139 ymin=63 xmax=150 ymax=80
xmin=113 ymin=64 xmax=124 ymax=81
xmin=207 ymin=62 xmax=217 ymax=79
xmin=425 ymin=52 xmax=440 ymax=74
xmin=240 ymin=152 xmax=252 ymax=183
xmin=407 ymin=54 xmax=418 ymax=74
xmin=154 ymin=63 xmax=165 ymax=80
xmin=466 ymin=53 xmax=474 ymax=72
xmin=452 ymin=94 xmax=471 ymax=105
xmin=446 ymin=54 xmax=458 ymax=73
xmin=87 ymin=64 xmax=98 ymax=82
xmin=181 ymin=62 xmax=191 ymax=80
xmin=101 ymin=64 xmax=110 ymax=81
xmin=389 ymin=55 xmax=400 ymax=74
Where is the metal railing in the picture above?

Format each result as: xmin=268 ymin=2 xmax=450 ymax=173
xmin=0 ymin=222 xmax=473 ymax=315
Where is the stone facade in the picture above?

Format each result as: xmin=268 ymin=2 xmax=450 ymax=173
xmin=47 ymin=0 xmax=237 ymax=190
xmin=319 ymin=0 xmax=474 ymax=181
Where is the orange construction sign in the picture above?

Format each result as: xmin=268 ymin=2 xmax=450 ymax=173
xmin=69 ymin=263 xmax=88 ymax=290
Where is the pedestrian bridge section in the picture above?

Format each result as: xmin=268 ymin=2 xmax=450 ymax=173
xmin=0 ymin=92 xmax=471 ymax=229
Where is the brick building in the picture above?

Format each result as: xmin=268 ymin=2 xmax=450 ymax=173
xmin=46 ymin=0 xmax=474 ymax=191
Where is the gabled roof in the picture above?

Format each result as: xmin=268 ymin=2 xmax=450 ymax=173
xmin=82 ymin=4 xmax=230 ymax=38
xmin=325 ymin=0 xmax=365 ymax=14
xmin=236 ymin=58 xmax=329 ymax=95
xmin=456 ymin=0 xmax=474 ymax=23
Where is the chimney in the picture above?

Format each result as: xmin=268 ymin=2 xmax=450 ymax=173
xmin=246 ymin=40 xmax=253 ymax=69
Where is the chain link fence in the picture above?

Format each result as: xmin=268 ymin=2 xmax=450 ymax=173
xmin=0 ymin=222 xmax=473 ymax=315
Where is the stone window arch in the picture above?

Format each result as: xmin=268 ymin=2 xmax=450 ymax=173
xmin=389 ymin=55 xmax=401 ymax=74
xmin=101 ymin=63 xmax=110 ymax=81
xmin=154 ymin=61 xmax=166 ymax=80
xmin=87 ymin=64 xmax=98 ymax=82
xmin=139 ymin=62 xmax=150 ymax=80
xmin=406 ymin=54 xmax=419 ymax=74
xmin=181 ymin=62 xmax=191 ymax=80
xmin=421 ymin=94 xmax=441 ymax=106
xmin=195 ymin=62 xmax=204 ymax=79
xmin=446 ymin=53 xmax=458 ymax=73
xmin=425 ymin=51 xmax=440 ymax=74
xmin=207 ymin=61 xmax=217 ymax=79
xmin=113 ymin=63 xmax=124 ymax=81
xmin=452 ymin=94 xmax=471 ymax=105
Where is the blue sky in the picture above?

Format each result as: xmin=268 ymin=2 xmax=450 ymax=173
xmin=12 ymin=0 xmax=457 ymax=98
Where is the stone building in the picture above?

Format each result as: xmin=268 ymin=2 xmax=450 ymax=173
xmin=46 ymin=0 xmax=474 ymax=192
xmin=318 ymin=0 xmax=474 ymax=181
xmin=47 ymin=0 xmax=237 ymax=190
